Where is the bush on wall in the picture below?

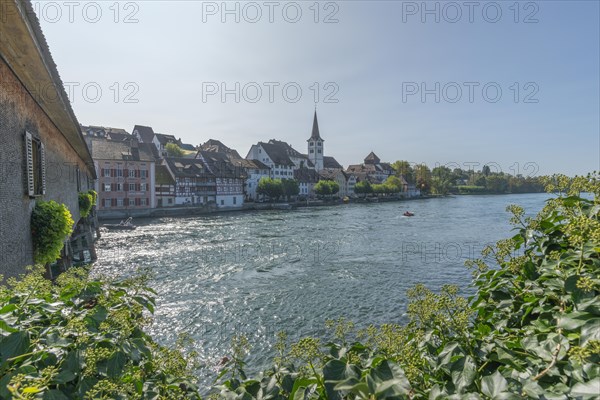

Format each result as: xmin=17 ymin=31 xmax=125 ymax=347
xmin=31 ymin=200 xmax=74 ymax=265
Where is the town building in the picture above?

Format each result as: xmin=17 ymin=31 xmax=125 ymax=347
xmin=195 ymin=150 xmax=245 ymax=208
xmin=319 ymin=169 xmax=357 ymax=197
xmin=236 ymin=159 xmax=271 ymax=201
xmin=164 ymin=157 xmax=216 ymax=205
xmin=155 ymin=165 xmax=176 ymax=207
xmin=87 ymin=138 xmax=156 ymax=211
xmin=294 ymin=168 xmax=320 ymax=197
xmin=346 ymin=152 xmax=395 ymax=183
xmin=0 ymin=0 xmax=97 ymax=278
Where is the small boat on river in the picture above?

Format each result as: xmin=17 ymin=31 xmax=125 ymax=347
xmin=104 ymin=217 xmax=137 ymax=230
xmin=403 ymin=211 xmax=415 ymax=217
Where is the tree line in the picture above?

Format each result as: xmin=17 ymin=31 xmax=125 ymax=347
xmin=390 ymin=161 xmax=545 ymax=195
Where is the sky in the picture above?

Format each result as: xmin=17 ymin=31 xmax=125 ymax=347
xmin=35 ymin=0 xmax=600 ymax=176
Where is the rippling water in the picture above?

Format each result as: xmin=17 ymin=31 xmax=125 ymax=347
xmin=93 ymin=193 xmax=548 ymax=383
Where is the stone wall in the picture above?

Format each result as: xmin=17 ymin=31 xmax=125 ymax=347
xmin=0 ymin=57 xmax=93 ymax=278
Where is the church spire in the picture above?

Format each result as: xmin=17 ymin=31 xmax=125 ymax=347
xmin=309 ymin=109 xmax=323 ymax=141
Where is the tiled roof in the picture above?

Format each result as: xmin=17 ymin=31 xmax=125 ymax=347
xmin=234 ymin=159 xmax=271 ymax=170
xmin=323 ymin=156 xmax=342 ymax=169
xmin=258 ymin=142 xmax=295 ymax=166
xmin=164 ymin=157 xmax=213 ymax=178
xmin=155 ymin=133 xmax=179 ymax=145
xmin=139 ymin=142 xmax=160 ymax=160
xmin=364 ymin=152 xmax=380 ymax=164
xmin=200 ymin=139 xmax=242 ymax=160
xmin=294 ymin=167 xmax=320 ymax=183
xmin=197 ymin=151 xmax=247 ymax=179
xmin=6 ymin=0 xmax=95 ymax=176
xmin=155 ymin=165 xmax=175 ymax=185
xmin=132 ymin=125 xmax=155 ymax=143
xmin=89 ymin=138 xmax=154 ymax=162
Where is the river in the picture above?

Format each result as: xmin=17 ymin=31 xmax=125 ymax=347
xmin=93 ymin=193 xmax=548 ymax=383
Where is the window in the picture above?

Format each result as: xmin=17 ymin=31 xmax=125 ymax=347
xmin=317 ymin=142 xmax=322 ymax=147
xmin=129 ymin=198 xmax=135 ymax=206
xmin=309 ymin=142 xmax=314 ymax=146
xmin=129 ymin=183 xmax=135 ymax=191
xmin=141 ymin=170 xmax=147 ymax=179
xmin=104 ymin=199 xmax=111 ymax=208
xmin=221 ymin=199 xmax=224 ymax=205
xmin=317 ymin=149 xmax=322 ymax=154
xmin=233 ymin=197 xmax=237 ymax=205
xmin=141 ymin=198 xmax=147 ymax=206
xmin=309 ymin=149 xmax=314 ymax=154
xmin=140 ymin=183 xmax=147 ymax=192
xmin=103 ymin=168 xmax=111 ymax=178
xmin=25 ymin=132 xmax=46 ymax=197
xmin=117 ymin=198 xmax=124 ymax=207
xmin=116 ymin=166 xmax=123 ymax=177
xmin=104 ymin=184 xmax=111 ymax=192
xmin=258 ymin=149 xmax=262 ymax=153
xmin=116 ymin=183 xmax=123 ymax=191
xmin=129 ymin=169 xmax=136 ymax=178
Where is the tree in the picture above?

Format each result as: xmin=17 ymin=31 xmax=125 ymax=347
xmin=257 ymin=177 xmax=283 ymax=200
xmin=414 ymin=164 xmax=432 ymax=194
xmin=384 ymin=176 xmax=405 ymax=194
xmin=485 ymin=174 xmax=508 ymax=193
xmin=313 ymin=180 xmax=340 ymax=198
xmin=165 ymin=143 xmax=184 ymax=157
xmin=281 ymin=179 xmax=300 ymax=200
xmin=391 ymin=160 xmax=414 ymax=183
xmin=354 ymin=180 xmax=372 ymax=197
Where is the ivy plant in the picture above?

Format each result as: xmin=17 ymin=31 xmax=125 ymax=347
xmin=30 ymin=200 xmax=74 ymax=265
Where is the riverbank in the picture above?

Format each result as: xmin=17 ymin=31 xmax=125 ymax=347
xmin=97 ymin=195 xmax=441 ymax=221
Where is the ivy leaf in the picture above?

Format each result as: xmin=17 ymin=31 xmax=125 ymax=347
xmin=481 ymin=371 xmax=508 ymax=399
xmin=0 ymin=331 xmax=30 ymax=363
xmin=570 ymin=378 xmax=600 ymax=399
xmin=451 ymin=355 xmax=477 ymax=392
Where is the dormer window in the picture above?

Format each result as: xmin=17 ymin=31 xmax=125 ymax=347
xmin=309 ymin=142 xmax=314 ymax=146
xmin=317 ymin=142 xmax=321 ymax=146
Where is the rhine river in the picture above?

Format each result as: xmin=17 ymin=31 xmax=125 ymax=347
xmin=93 ymin=193 xmax=548 ymax=382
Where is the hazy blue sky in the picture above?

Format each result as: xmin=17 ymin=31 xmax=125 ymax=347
xmin=37 ymin=1 xmax=599 ymax=175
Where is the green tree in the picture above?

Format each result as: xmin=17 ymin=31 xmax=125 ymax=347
xmin=257 ymin=177 xmax=283 ymax=200
xmin=281 ymin=179 xmax=300 ymax=200
xmin=384 ymin=176 xmax=405 ymax=194
xmin=354 ymin=180 xmax=372 ymax=197
xmin=314 ymin=180 xmax=332 ymax=198
xmin=414 ymin=164 xmax=432 ymax=194
xmin=485 ymin=174 xmax=508 ymax=193
xmin=391 ymin=160 xmax=414 ymax=183
xmin=165 ymin=142 xmax=184 ymax=157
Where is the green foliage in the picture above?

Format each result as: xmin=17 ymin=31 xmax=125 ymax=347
xmin=214 ymin=173 xmax=600 ymax=399
xmin=165 ymin=143 xmax=185 ymax=157
xmin=78 ymin=192 xmax=93 ymax=218
xmin=353 ymin=180 xmax=372 ymax=196
xmin=0 ymin=266 xmax=201 ymax=399
xmin=257 ymin=178 xmax=284 ymax=200
xmin=281 ymin=179 xmax=300 ymax=199
xmin=314 ymin=180 xmax=339 ymax=197
xmin=31 ymin=201 xmax=74 ymax=265
xmin=87 ymin=190 xmax=98 ymax=206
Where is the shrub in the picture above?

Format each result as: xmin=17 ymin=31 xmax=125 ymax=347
xmin=0 ymin=266 xmax=201 ymax=399
xmin=78 ymin=192 xmax=93 ymax=218
xmin=87 ymin=190 xmax=98 ymax=206
xmin=31 ymin=200 xmax=74 ymax=265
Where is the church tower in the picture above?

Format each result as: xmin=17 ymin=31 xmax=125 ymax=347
xmin=307 ymin=110 xmax=324 ymax=171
